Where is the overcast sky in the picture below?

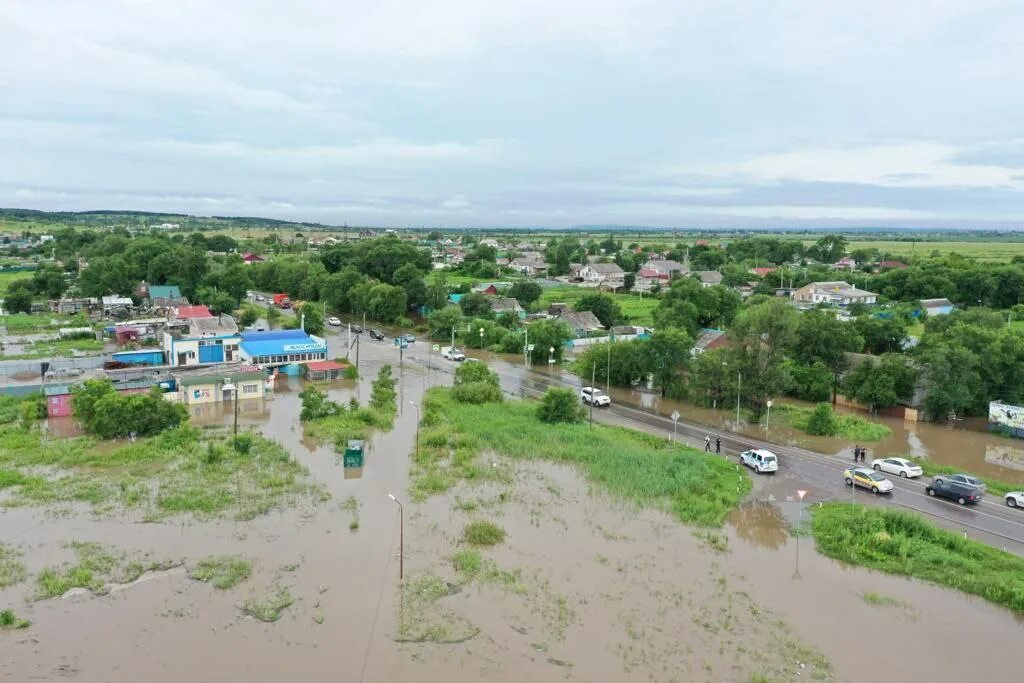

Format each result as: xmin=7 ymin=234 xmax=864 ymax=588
xmin=2 ymin=1 xmax=1023 ymax=228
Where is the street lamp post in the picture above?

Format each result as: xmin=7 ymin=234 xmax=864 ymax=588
xmin=479 ymin=327 xmax=484 ymax=350
xmin=794 ymin=489 xmax=806 ymax=579
xmin=606 ymin=334 xmax=612 ymax=394
xmin=548 ymin=346 xmax=555 ymax=375
xmin=589 ymin=363 xmax=595 ymax=429
xmin=388 ymin=493 xmax=404 ymax=580
xmin=766 ymin=399 xmax=773 ymax=433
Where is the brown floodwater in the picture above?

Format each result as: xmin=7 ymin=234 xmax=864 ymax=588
xmin=4 ymin=341 xmax=1023 ymax=683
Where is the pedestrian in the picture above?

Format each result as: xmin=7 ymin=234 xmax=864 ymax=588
xmin=715 ymin=437 xmax=721 ymax=454
xmin=704 ymin=434 xmax=712 ymax=452
xmin=853 ymin=445 xmax=860 ymax=464
xmin=860 ymin=448 xmax=868 ymax=463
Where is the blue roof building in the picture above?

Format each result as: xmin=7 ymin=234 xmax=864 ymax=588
xmin=149 ymin=284 xmax=182 ymax=300
xmin=239 ymin=329 xmax=328 ymax=367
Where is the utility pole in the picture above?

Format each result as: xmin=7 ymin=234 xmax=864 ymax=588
xmin=736 ymin=371 xmax=742 ymax=426
xmin=606 ymin=333 xmax=612 ymax=394
xmin=589 ymin=363 xmax=595 ymax=429
xmin=388 ymin=494 xmax=404 ymax=580
xmin=233 ymin=384 xmax=239 ymax=442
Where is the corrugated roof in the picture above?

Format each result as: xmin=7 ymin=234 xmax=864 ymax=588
xmin=175 ymin=305 xmax=213 ymax=319
xmin=148 ymin=285 xmax=181 ymax=299
xmin=307 ymin=360 xmax=347 ymax=372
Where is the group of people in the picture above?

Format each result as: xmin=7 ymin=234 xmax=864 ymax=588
xmin=852 ymin=445 xmax=868 ymax=463
xmin=704 ymin=434 xmax=721 ymax=454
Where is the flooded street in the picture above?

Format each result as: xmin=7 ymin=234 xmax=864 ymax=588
xmin=2 ymin=337 xmax=1023 ymax=682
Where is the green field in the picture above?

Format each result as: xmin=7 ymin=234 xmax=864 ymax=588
xmin=537 ymin=285 xmax=659 ymax=326
xmin=835 ymin=240 xmax=1024 ymax=263
xmin=0 ymin=272 xmax=32 ymax=297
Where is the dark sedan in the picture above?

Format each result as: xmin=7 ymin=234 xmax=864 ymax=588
xmin=926 ymin=480 xmax=983 ymax=505
xmin=368 ymin=329 xmax=385 ymax=340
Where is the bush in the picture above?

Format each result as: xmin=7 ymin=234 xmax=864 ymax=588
xmin=536 ymin=387 xmax=584 ymax=424
xmin=452 ymin=381 xmax=504 ymax=404
xmin=454 ymin=361 xmax=500 ymax=387
xmin=370 ymin=365 xmax=397 ymax=413
xmin=72 ymin=381 xmax=188 ymax=439
xmin=463 ymin=520 xmax=506 ymax=546
xmin=232 ymin=433 xmax=254 ymax=454
xmin=300 ymin=386 xmax=340 ymax=420
xmin=804 ymin=403 xmax=838 ymax=436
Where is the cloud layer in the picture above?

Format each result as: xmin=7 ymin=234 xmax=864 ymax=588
xmin=2 ymin=0 xmax=1023 ymax=227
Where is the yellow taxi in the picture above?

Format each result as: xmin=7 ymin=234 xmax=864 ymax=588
xmin=843 ymin=467 xmax=894 ymax=494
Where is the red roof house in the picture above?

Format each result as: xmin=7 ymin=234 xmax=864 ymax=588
xmin=241 ymin=252 xmax=265 ymax=263
xmin=174 ymin=305 xmax=213 ymax=319
xmin=750 ymin=267 xmax=777 ymax=277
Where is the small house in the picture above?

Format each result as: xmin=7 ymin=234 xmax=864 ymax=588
xmin=305 ymin=360 xmax=349 ymax=381
xmin=555 ymin=310 xmax=604 ymax=337
xmin=694 ymin=271 xmax=723 ymax=288
xmin=920 ymin=298 xmax=954 ymax=316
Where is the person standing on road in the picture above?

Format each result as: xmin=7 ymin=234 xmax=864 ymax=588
xmin=705 ymin=434 xmax=712 ymax=452
xmin=860 ymin=447 xmax=868 ymax=463
xmin=715 ymin=437 xmax=721 ymax=454
xmin=853 ymin=445 xmax=860 ymax=464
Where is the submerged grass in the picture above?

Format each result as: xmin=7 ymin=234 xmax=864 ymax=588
xmin=0 ymin=425 xmax=326 ymax=519
xmin=812 ymin=503 xmax=1024 ymax=613
xmin=462 ymin=520 xmax=506 ymax=546
xmin=414 ymin=388 xmax=750 ymax=527
xmin=242 ymin=587 xmax=294 ymax=622
xmin=0 ymin=609 xmax=30 ymax=630
xmin=188 ymin=556 xmax=252 ymax=590
xmin=778 ymin=404 xmax=891 ymax=441
xmin=35 ymin=541 xmax=175 ymax=599
xmin=0 ymin=544 xmax=27 ymax=588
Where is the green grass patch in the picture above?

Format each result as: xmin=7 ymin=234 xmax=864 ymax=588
xmin=776 ymin=404 xmax=891 ymax=441
xmin=536 ymin=286 xmax=659 ymax=326
xmin=861 ymin=591 xmax=910 ymax=609
xmin=396 ymin=572 xmax=478 ymax=643
xmin=452 ymin=549 xmax=524 ymax=590
xmin=416 ymin=388 xmax=750 ymax=526
xmin=0 ymin=609 xmax=30 ymax=630
xmin=0 ymin=544 xmax=27 ymax=588
xmin=341 ymin=496 xmax=361 ymax=531
xmin=242 ymin=587 xmax=294 ymax=622
xmin=462 ymin=520 xmax=506 ymax=546
xmin=0 ymin=425 xmax=326 ymax=519
xmin=188 ymin=556 xmax=252 ymax=590
xmin=35 ymin=541 xmax=175 ymax=599
xmin=0 ymin=313 xmax=60 ymax=334
xmin=812 ymin=503 xmax=1024 ymax=613
xmin=903 ymin=456 xmax=1020 ymax=496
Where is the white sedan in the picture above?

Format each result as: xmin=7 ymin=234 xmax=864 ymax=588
xmin=1006 ymin=491 xmax=1024 ymax=509
xmin=870 ymin=457 xmax=923 ymax=479
xmin=327 ymin=316 xmax=342 ymax=326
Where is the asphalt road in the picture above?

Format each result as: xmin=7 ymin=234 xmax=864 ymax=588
xmin=265 ymin=299 xmax=1024 ymax=554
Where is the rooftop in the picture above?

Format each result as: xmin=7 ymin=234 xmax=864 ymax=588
xmin=174 ymin=304 xmax=213 ymax=319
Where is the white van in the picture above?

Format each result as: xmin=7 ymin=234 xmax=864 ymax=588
xmin=740 ymin=448 xmax=778 ymax=474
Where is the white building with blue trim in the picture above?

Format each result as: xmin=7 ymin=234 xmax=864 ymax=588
xmin=238 ymin=329 xmax=328 ymax=373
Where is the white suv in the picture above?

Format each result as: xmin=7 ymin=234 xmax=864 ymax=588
xmin=740 ymin=448 xmax=778 ymax=473
xmin=580 ymin=387 xmax=611 ymax=406
xmin=441 ymin=346 xmax=465 ymax=361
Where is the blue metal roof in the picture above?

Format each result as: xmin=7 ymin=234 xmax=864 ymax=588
xmin=240 ymin=330 xmax=325 ymax=357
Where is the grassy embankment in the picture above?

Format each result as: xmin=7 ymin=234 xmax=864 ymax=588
xmin=812 ymin=503 xmax=1024 ymax=613
xmin=0 ymin=420 xmax=327 ymax=520
xmin=413 ymin=388 xmax=750 ymax=526
xmin=774 ymin=404 xmax=892 ymax=441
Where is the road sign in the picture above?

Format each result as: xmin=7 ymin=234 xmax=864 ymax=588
xmin=393 ymin=338 xmax=408 ymax=349
xmin=432 ymin=344 xmax=440 ymax=352
xmin=527 ymin=344 xmax=535 ymax=352
xmin=797 ymin=489 xmax=807 ymax=500
xmin=766 ymin=400 xmax=773 ymax=408
xmin=670 ymin=410 xmax=680 ymax=422
xmin=548 ymin=358 xmax=555 ymax=364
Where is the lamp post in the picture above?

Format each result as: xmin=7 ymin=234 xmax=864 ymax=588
xmin=716 ymin=360 xmax=727 ymax=410
xmin=794 ymin=489 xmax=806 ymax=579
xmin=388 ymin=493 xmax=404 ymax=580
xmin=479 ymin=327 xmax=484 ymax=350
xmin=409 ymin=401 xmax=420 ymax=461
xmin=548 ymin=346 xmax=555 ymax=375
xmin=606 ymin=333 xmax=612 ymax=394
xmin=589 ymin=363 xmax=595 ymax=429
xmin=765 ymin=399 xmax=773 ymax=433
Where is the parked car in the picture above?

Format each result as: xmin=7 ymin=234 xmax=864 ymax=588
xmin=843 ymin=467 xmax=894 ymax=494
xmin=870 ymin=457 xmax=923 ymax=479
xmin=327 ymin=316 xmax=342 ymax=327
xmin=926 ymin=479 xmax=982 ymax=505
xmin=1005 ymin=491 xmax=1024 ymax=509
xmin=580 ymin=387 xmax=611 ymax=406
xmin=740 ymin=448 xmax=778 ymax=474
xmin=933 ymin=473 xmax=986 ymax=493
xmin=351 ymin=325 xmax=363 ymax=334
xmin=441 ymin=346 xmax=465 ymax=361
xmin=368 ymin=329 xmax=385 ymax=340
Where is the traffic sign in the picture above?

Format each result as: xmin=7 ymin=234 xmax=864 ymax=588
xmin=527 ymin=344 xmax=535 ymax=351
xmin=432 ymin=344 xmax=440 ymax=352
xmin=670 ymin=410 xmax=680 ymax=422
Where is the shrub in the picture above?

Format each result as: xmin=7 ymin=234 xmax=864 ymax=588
xmin=300 ymin=385 xmax=340 ymax=420
xmin=453 ymin=362 xmax=500 ymax=387
xmin=370 ymin=365 xmax=397 ymax=413
xmin=452 ymin=381 xmax=503 ymax=404
xmin=463 ymin=520 xmax=506 ymax=546
xmin=536 ymin=387 xmax=584 ymax=424
xmin=804 ymin=403 xmax=838 ymax=436
xmin=232 ymin=433 xmax=253 ymax=454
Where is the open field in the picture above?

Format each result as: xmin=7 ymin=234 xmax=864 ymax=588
xmin=0 ymin=271 xmax=33 ymax=297
xmin=537 ymin=285 xmax=659 ymax=326
xmin=831 ymin=240 xmax=1024 ymax=262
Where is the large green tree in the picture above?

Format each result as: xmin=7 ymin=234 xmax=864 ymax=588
xmin=726 ymin=299 xmax=800 ymax=417
xmin=575 ymin=293 xmax=622 ymax=328
xmin=3 ymin=280 xmax=34 ymax=314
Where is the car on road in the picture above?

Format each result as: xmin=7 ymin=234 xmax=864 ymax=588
xmin=1005 ymin=491 xmax=1024 ymax=509
xmin=870 ymin=457 xmax=923 ymax=479
xmin=926 ymin=479 xmax=983 ymax=505
xmin=255 ymin=294 xmax=265 ymax=302
xmin=327 ymin=316 xmax=342 ymax=327
xmin=441 ymin=346 xmax=465 ymax=361
xmin=580 ymin=387 xmax=611 ymax=406
xmin=401 ymin=333 xmax=416 ymax=343
xmin=740 ymin=448 xmax=778 ymax=474
xmin=843 ymin=467 xmax=894 ymax=494
xmin=933 ymin=473 xmax=986 ymax=493
xmin=45 ymin=367 xmax=83 ymax=380
xmin=351 ymin=325 xmax=363 ymax=334
xmin=368 ymin=329 xmax=385 ymax=340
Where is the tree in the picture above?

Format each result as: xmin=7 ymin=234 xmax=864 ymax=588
xmin=784 ymin=360 xmax=833 ymax=402
xmin=687 ymin=348 xmax=733 ymax=407
xmin=428 ymin=305 xmax=463 ymax=341
xmin=536 ymin=387 xmax=584 ymax=424
xmin=642 ymin=328 xmax=693 ymax=397
xmin=452 ymin=362 xmax=503 ymax=403
xmin=842 ymin=354 xmax=917 ymax=412
xmin=365 ymin=284 xmax=407 ymax=323
xmin=299 ymin=385 xmax=339 ymax=420
xmin=920 ymin=346 xmax=980 ymax=420
xmin=727 ymin=299 xmax=800 ymax=417
xmin=370 ymin=365 xmax=397 ymax=413
xmin=2 ymin=280 xmax=34 ymax=314
xmin=238 ymin=304 xmax=260 ymax=328
xmin=458 ymin=292 xmax=493 ymax=318
xmin=206 ymin=292 xmax=238 ymax=317
xmin=524 ymin=320 xmax=572 ymax=365
xmin=424 ymin=273 xmax=449 ymax=311
xmin=853 ymin=316 xmax=907 ymax=354
xmin=78 ymin=256 xmax=137 ymax=297
xmin=574 ymin=339 xmax=647 ymax=388
xmin=297 ymin=302 xmax=325 ymax=335
xmin=508 ymin=280 xmax=542 ymax=309
xmin=808 ymin=234 xmax=848 ymax=264
xmin=392 ymin=263 xmax=426 ymax=309
xmin=654 ymin=276 xmax=740 ymax=335
xmin=575 ymin=293 xmax=622 ymax=328
xmin=791 ymin=310 xmax=863 ymax=372
xmin=804 ymin=403 xmax=838 ymax=436
xmin=31 ymin=265 xmax=67 ymax=299
xmin=72 ymin=380 xmax=187 ymax=438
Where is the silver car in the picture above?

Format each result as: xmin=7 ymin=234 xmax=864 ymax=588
xmin=933 ymin=473 xmax=986 ymax=493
